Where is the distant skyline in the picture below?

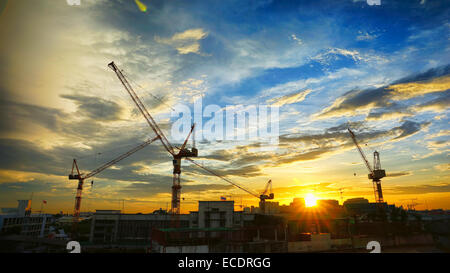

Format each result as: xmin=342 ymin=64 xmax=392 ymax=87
xmin=0 ymin=0 xmax=449 ymax=214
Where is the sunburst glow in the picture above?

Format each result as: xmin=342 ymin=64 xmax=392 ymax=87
xmin=305 ymin=193 xmax=317 ymax=207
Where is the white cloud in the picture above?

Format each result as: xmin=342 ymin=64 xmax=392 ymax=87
xmin=356 ymin=31 xmax=378 ymax=41
xmin=290 ymin=34 xmax=303 ymax=45
xmin=260 ymin=67 xmax=365 ymax=99
xmin=311 ymin=47 xmax=387 ymax=66
xmin=155 ymin=28 xmax=209 ymax=55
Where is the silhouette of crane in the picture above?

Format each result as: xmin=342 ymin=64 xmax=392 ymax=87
xmin=348 ymin=128 xmax=386 ymax=204
xmin=109 ymin=61 xmax=198 ymax=215
xmin=69 ymin=136 xmax=158 ymax=235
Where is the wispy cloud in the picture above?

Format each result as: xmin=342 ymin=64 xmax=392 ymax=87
xmin=434 ymin=163 xmax=449 ymax=172
xmin=267 ymin=89 xmax=312 ymax=106
xmin=155 ymin=28 xmax=209 ymax=55
xmin=387 ymin=171 xmax=412 ymax=177
xmin=356 ymin=31 xmax=379 ymax=41
xmin=311 ymin=47 xmax=387 ymax=67
xmin=290 ymin=34 xmax=303 ymax=45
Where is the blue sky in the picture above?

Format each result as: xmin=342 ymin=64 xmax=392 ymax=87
xmin=0 ymin=0 xmax=448 ymax=213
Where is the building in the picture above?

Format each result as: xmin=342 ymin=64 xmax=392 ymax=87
xmin=151 ymin=201 xmax=288 ymax=253
xmin=264 ymin=202 xmax=280 ymax=215
xmin=195 ymin=201 xmax=255 ymax=228
xmin=343 ymin=197 xmax=390 ymax=217
xmin=0 ymin=200 xmax=54 ymax=238
xmin=89 ymin=210 xmax=190 ymax=244
xmin=89 ymin=201 xmax=257 ymax=247
xmin=317 ymin=199 xmax=339 ymax=208
xmin=291 ymin=198 xmax=305 ymax=209
xmin=344 ymin=198 xmax=375 ymax=214
xmin=197 ymin=201 xmax=234 ymax=228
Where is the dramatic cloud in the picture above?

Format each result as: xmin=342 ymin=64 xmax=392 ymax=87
xmin=60 ymin=94 xmax=123 ymax=122
xmin=0 ymin=138 xmax=64 ymax=175
xmin=412 ymin=91 xmax=450 ymax=112
xmin=366 ymin=91 xmax=450 ymax=121
xmin=0 ymin=98 xmax=68 ymax=135
xmin=388 ymin=75 xmax=450 ymax=100
xmin=388 ymin=183 xmax=450 ymax=195
xmin=315 ymin=64 xmax=450 ymax=119
xmin=1 ymin=0 xmax=449 ymax=210
xmin=190 ymin=119 xmax=429 ymax=178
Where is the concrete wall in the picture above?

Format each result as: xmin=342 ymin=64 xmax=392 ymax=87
xmin=288 ymin=234 xmax=331 ymax=252
xmin=90 ymin=211 xmax=191 ymax=243
xmin=345 ymin=234 xmax=434 ymax=249
xmin=331 ymin=238 xmax=352 ymax=249
xmin=198 ymin=201 xmax=234 ymax=228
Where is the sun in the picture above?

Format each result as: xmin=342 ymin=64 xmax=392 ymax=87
xmin=305 ymin=193 xmax=317 ymax=207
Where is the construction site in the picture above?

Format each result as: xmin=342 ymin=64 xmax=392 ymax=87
xmin=1 ymin=1 xmax=449 ymax=257
xmin=1 ymin=61 xmax=448 ymax=254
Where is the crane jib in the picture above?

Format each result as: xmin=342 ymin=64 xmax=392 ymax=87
xmin=108 ymin=61 xmax=175 ymax=156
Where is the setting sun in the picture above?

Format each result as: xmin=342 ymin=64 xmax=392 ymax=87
xmin=305 ymin=193 xmax=318 ymax=207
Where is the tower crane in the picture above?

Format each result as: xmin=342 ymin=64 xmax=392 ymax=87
xmin=259 ymin=180 xmax=274 ymax=214
xmin=186 ymin=158 xmax=274 ymax=214
xmin=347 ymin=128 xmax=386 ymax=204
xmin=69 ymin=136 xmax=159 ymax=232
xmin=108 ymin=61 xmax=198 ymax=215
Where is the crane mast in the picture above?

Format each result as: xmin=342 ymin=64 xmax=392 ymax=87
xmin=69 ymin=136 xmax=159 ymax=234
xmin=347 ymin=128 xmax=386 ymax=204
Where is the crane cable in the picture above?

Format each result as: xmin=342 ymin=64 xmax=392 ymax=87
xmin=185 ymin=158 xmax=260 ymax=199
xmin=120 ymin=69 xmax=176 ymax=112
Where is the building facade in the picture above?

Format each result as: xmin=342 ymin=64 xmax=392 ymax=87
xmin=0 ymin=200 xmax=53 ymax=237
xmin=89 ymin=210 xmax=190 ymax=243
xmin=89 ymin=201 xmax=256 ymax=244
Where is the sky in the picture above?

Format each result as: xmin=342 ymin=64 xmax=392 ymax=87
xmin=0 ymin=0 xmax=449 ymax=214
